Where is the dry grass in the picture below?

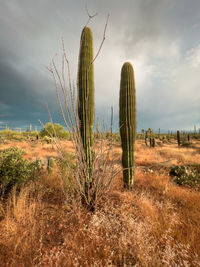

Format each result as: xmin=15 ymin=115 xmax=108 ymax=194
xmin=0 ymin=140 xmax=200 ymax=266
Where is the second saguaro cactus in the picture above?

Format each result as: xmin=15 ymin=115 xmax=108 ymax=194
xmin=119 ymin=62 xmax=136 ymax=189
xmin=78 ymin=26 xmax=95 ymax=192
xmin=177 ymin=130 xmax=181 ymax=146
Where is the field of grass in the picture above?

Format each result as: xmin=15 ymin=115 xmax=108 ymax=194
xmin=0 ymin=137 xmax=200 ymax=266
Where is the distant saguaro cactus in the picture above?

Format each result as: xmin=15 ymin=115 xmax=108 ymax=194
xmin=158 ymin=128 xmax=160 ymax=139
xmin=145 ymin=131 xmax=148 ymax=146
xmin=177 ymin=130 xmax=181 ymax=146
xmin=149 ymin=137 xmax=152 ymax=148
xmin=78 ymin=26 xmax=95 ymax=193
xmin=119 ymin=62 xmax=136 ymax=189
xmin=152 ymin=137 xmax=155 ymax=148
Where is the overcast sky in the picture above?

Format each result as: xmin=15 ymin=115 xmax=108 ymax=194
xmin=0 ymin=0 xmax=200 ymax=132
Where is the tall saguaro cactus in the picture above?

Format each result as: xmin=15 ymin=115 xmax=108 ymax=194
xmin=119 ymin=62 xmax=136 ymax=189
xmin=78 ymin=26 xmax=95 ymax=194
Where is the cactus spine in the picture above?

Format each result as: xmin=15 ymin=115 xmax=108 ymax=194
xmin=119 ymin=62 xmax=136 ymax=189
xmin=78 ymin=26 xmax=94 ymax=193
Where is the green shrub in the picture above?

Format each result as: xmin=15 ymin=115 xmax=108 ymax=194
xmin=40 ymin=122 xmax=70 ymax=139
xmin=170 ymin=165 xmax=200 ymax=187
xmin=56 ymin=151 xmax=76 ymax=193
xmin=42 ymin=136 xmax=53 ymax=144
xmin=0 ymin=130 xmax=26 ymax=141
xmin=0 ymin=147 xmax=41 ymax=195
xmin=181 ymin=141 xmax=192 ymax=147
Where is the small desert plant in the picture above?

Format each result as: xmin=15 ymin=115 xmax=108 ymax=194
xmin=42 ymin=136 xmax=53 ymax=144
xmin=170 ymin=165 xmax=200 ymax=187
xmin=0 ymin=147 xmax=41 ymax=195
xmin=181 ymin=141 xmax=191 ymax=147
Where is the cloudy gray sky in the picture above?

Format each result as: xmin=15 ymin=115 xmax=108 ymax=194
xmin=0 ymin=0 xmax=200 ymax=132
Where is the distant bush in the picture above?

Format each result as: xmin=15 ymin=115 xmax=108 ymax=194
xmin=40 ymin=123 xmax=70 ymax=139
xmin=181 ymin=141 xmax=192 ymax=147
xmin=0 ymin=147 xmax=41 ymax=195
xmin=42 ymin=136 xmax=53 ymax=144
xmin=0 ymin=130 xmax=25 ymax=141
xmin=170 ymin=165 xmax=200 ymax=187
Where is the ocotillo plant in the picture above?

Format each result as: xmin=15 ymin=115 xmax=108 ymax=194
xmin=78 ymin=26 xmax=95 ymax=195
xmin=119 ymin=62 xmax=136 ymax=189
xmin=177 ymin=130 xmax=181 ymax=146
xmin=96 ymin=117 xmax=100 ymax=138
xmin=110 ymin=106 xmax=113 ymax=136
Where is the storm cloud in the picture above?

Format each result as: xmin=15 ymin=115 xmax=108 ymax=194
xmin=0 ymin=0 xmax=200 ymax=131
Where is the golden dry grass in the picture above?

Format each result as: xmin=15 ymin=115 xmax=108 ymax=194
xmin=0 ymin=139 xmax=200 ymax=266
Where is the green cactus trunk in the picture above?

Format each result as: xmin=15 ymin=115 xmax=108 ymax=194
xmin=152 ymin=137 xmax=155 ymax=148
xmin=149 ymin=137 xmax=152 ymax=148
xmin=78 ymin=26 xmax=95 ymax=196
xmin=119 ymin=62 xmax=136 ymax=189
xmin=177 ymin=130 xmax=181 ymax=146
xmin=47 ymin=157 xmax=54 ymax=174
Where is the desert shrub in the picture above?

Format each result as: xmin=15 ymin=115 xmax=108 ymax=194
xmin=181 ymin=141 xmax=191 ymax=147
xmin=40 ymin=123 xmax=70 ymax=139
xmin=56 ymin=151 xmax=76 ymax=193
xmin=170 ymin=165 xmax=200 ymax=187
xmin=0 ymin=147 xmax=41 ymax=195
xmin=104 ymin=132 xmax=120 ymax=142
xmin=112 ymin=133 xmax=121 ymax=142
xmin=42 ymin=136 xmax=53 ymax=144
xmin=0 ymin=130 xmax=25 ymax=141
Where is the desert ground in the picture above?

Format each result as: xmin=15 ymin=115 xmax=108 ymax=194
xmin=0 ymin=138 xmax=200 ymax=266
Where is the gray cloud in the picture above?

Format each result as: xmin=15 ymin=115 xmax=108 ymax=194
xmin=0 ymin=0 xmax=200 ymax=131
